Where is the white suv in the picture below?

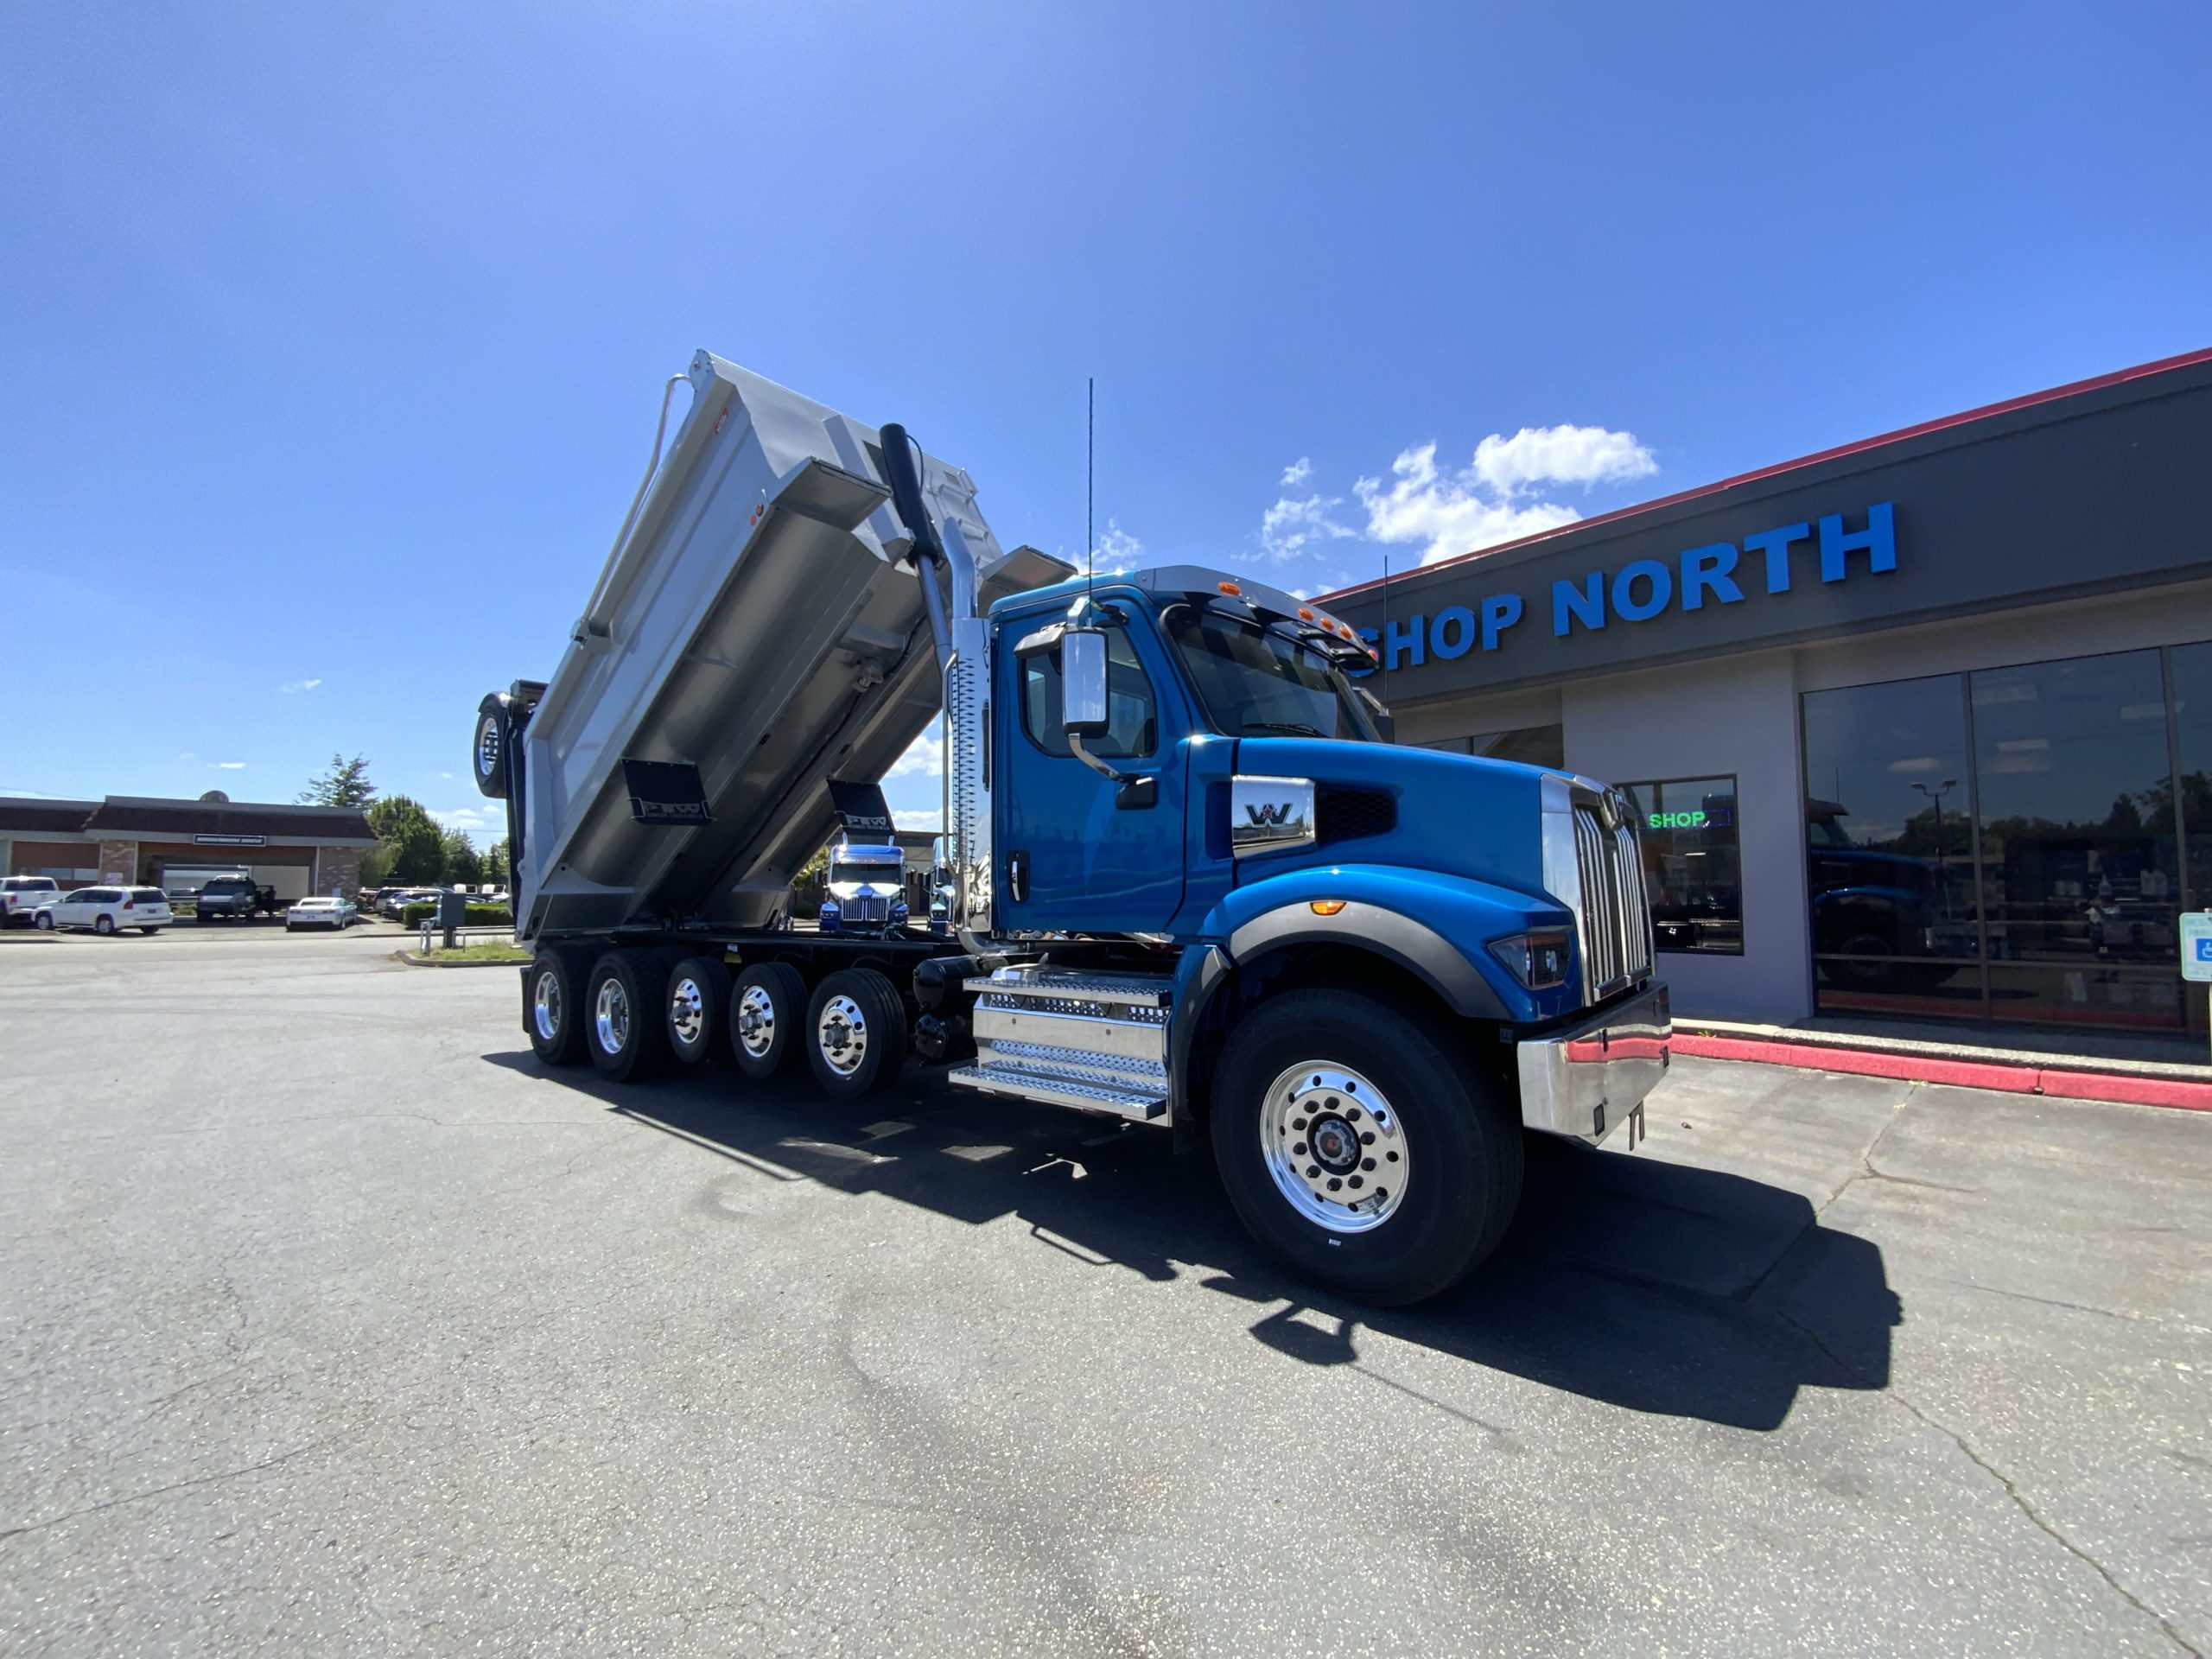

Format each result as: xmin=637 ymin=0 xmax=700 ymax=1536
xmin=33 ymin=887 xmax=173 ymax=936
xmin=2 ymin=876 xmax=62 ymax=926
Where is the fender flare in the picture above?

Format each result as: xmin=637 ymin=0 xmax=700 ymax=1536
xmin=1224 ymin=899 xmax=1511 ymax=1021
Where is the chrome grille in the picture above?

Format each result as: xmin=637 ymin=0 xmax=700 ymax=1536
xmin=1573 ymin=804 xmax=1655 ymax=998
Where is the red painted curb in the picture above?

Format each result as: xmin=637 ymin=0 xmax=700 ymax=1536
xmin=1669 ymin=1033 xmax=2212 ymax=1113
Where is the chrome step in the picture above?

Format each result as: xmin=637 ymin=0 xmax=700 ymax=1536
xmin=947 ymin=1060 xmax=1166 ymax=1121
xmin=965 ymin=964 xmax=1173 ymax=1009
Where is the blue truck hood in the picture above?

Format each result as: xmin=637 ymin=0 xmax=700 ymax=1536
xmin=1230 ymin=736 xmax=1553 ymax=899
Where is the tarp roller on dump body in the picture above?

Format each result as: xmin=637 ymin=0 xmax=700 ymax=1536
xmin=505 ymin=352 xmax=1068 ymax=942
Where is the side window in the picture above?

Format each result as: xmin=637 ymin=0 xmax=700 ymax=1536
xmin=1020 ymin=626 xmax=1158 ymax=760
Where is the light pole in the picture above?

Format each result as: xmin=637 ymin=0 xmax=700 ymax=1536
xmin=1912 ymin=779 xmax=1959 ymax=917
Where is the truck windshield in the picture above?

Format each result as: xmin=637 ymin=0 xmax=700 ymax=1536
xmin=1163 ymin=605 xmax=1380 ymax=742
xmin=830 ymin=861 xmax=898 ymax=887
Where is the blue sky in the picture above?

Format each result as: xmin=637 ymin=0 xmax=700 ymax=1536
xmin=3 ymin=3 xmax=2209 ymax=837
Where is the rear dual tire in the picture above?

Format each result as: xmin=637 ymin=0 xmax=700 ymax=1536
xmin=665 ymin=955 xmax=733 ymax=1067
xmin=804 ymin=968 xmax=906 ymax=1099
xmin=1210 ymin=989 xmax=1522 ymax=1307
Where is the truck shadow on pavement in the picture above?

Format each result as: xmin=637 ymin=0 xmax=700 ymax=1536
xmin=486 ymin=1050 xmax=1899 ymax=1433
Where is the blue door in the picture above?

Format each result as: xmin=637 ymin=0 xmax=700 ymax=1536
xmin=996 ymin=604 xmax=1188 ymax=934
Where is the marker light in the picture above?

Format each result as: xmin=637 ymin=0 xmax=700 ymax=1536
xmin=1217 ymin=581 xmax=1243 ymax=596
xmin=1309 ymin=899 xmax=1348 ymax=916
xmin=1298 ymin=607 xmax=1316 ymax=621
xmin=1337 ymin=621 xmax=1356 ymax=639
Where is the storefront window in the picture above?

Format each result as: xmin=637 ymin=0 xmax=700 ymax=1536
xmin=1970 ymin=651 xmax=2182 ymax=1027
xmin=1619 ymin=777 xmax=1743 ymax=954
xmin=1476 ymin=724 xmax=1564 ymax=767
xmin=1802 ymin=645 xmax=2202 ymax=1031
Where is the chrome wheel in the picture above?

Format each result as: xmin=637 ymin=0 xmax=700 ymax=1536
xmin=735 ymin=984 xmax=779 ymax=1060
xmin=816 ymin=992 xmax=868 ymax=1078
xmin=1260 ymin=1062 xmax=1409 ymax=1235
xmin=594 ymin=976 xmax=632 ymax=1056
xmin=670 ymin=975 xmax=707 ymax=1047
xmin=533 ymin=969 xmax=562 ymax=1042
xmin=475 ymin=715 xmax=500 ymax=784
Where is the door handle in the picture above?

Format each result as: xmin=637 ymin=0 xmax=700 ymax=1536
xmin=1007 ymin=849 xmax=1029 ymax=903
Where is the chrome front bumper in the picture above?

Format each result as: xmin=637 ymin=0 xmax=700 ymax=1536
xmin=1516 ymin=981 xmax=1671 ymax=1145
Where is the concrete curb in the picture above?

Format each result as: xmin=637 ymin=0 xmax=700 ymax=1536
xmin=1671 ymin=1031 xmax=2212 ymax=1112
xmin=394 ymin=950 xmax=529 ymax=969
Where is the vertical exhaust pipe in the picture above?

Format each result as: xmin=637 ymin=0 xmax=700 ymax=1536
xmin=879 ymin=423 xmax=995 ymax=956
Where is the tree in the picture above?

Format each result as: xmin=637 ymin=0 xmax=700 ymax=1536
xmin=300 ymin=753 xmax=376 ymax=807
xmin=484 ymin=839 xmax=510 ymax=885
xmin=441 ymin=830 xmax=483 ymax=885
xmin=365 ymin=795 xmax=445 ymax=884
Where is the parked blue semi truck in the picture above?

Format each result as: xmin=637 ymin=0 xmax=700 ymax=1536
xmin=471 ymin=353 xmax=1672 ymax=1304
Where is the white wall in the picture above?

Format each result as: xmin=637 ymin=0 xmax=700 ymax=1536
xmin=1563 ymin=652 xmax=1813 ymax=1022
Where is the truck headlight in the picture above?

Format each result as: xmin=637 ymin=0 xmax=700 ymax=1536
xmin=1489 ymin=930 xmax=1571 ymax=990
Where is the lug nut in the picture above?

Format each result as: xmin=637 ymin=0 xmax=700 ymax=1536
xmin=1293 ymin=1117 xmax=1308 ymax=1131
xmin=1293 ymin=1142 xmax=1306 ymax=1156
xmin=1345 ymin=1107 xmax=1362 ymax=1122
xmin=1348 ymin=1176 xmax=1363 ymax=1190
xmin=1359 ymin=1131 xmax=1375 ymax=1146
xmin=1306 ymin=1166 xmax=1320 ymax=1179
xmin=1385 ymin=1150 xmax=1398 ymax=1162
xmin=1326 ymin=1178 xmax=1342 ymax=1192
xmin=1361 ymin=1158 xmax=1376 ymax=1172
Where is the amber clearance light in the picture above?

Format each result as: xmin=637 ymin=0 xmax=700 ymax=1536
xmin=1309 ymin=899 xmax=1348 ymax=916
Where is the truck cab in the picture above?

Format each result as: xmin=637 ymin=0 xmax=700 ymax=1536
xmin=817 ymin=841 xmax=909 ymax=936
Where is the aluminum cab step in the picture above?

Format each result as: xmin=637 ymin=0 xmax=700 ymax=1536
xmin=948 ymin=963 xmax=1174 ymax=1122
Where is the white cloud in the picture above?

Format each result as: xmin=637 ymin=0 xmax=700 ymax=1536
xmin=0 ymin=787 xmax=60 ymax=798
xmin=281 ymin=677 xmax=323 ymax=695
xmin=1281 ymin=456 xmax=1313 ymax=486
xmin=1090 ymin=519 xmax=1142 ymax=575
xmin=1353 ymin=443 xmax=1583 ymax=566
xmin=215 ymin=761 xmax=246 ymax=770
xmin=892 ymin=809 xmax=943 ymax=831
xmin=430 ymin=805 xmax=498 ymax=841
xmin=435 ymin=771 xmax=454 ymax=780
xmin=1469 ymin=425 xmax=1656 ymax=497
xmin=1261 ymin=492 xmax=1359 ymax=561
xmin=886 ymin=720 xmax=945 ymax=780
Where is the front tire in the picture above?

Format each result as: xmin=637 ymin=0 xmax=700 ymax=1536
xmin=1210 ymin=989 xmax=1523 ymax=1307
xmin=804 ymin=968 xmax=906 ymax=1099
xmin=585 ymin=948 xmax=672 ymax=1083
xmin=140 ymin=927 xmax=161 ymax=936
xmin=93 ymin=915 xmax=116 ymax=936
xmin=35 ymin=912 xmax=54 ymax=931
xmin=665 ymin=955 xmax=732 ymax=1067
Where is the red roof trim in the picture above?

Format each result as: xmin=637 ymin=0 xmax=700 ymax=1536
xmin=1324 ymin=344 xmax=2212 ymax=601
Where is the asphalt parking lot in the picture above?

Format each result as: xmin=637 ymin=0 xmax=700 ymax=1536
xmin=3 ymin=931 xmax=2208 ymax=1656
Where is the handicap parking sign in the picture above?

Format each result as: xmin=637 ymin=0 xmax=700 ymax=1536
xmin=2183 ymin=913 xmax=2212 ymax=982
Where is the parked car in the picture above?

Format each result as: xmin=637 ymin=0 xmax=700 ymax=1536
xmin=2 ymin=875 xmax=62 ymax=927
xmin=194 ymin=874 xmax=270 ymax=923
xmin=33 ymin=886 xmax=172 ymax=935
xmin=286 ymin=896 xmax=358 ymax=931
xmin=378 ymin=887 xmax=439 ymax=919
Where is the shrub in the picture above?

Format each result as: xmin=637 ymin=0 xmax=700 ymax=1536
xmin=402 ymin=901 xmax=513 ymax=927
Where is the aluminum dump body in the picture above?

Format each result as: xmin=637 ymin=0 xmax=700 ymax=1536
xmin=517 ymin=353 xmax=1062 ymax=942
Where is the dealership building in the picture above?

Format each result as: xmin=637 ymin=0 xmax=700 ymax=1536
xmin=1326 ymin=346 xmax=2212 ymax=1036
xmin=0 ymin=796 xmax=376 ymax=900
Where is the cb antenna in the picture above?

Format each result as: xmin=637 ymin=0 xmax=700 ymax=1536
xmin=1086 ymin=376 xmax=1096 ymax=608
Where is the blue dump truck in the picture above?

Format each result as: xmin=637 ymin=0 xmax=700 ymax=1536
xmin=472 ymin=353 xmax=1671 ymax=1304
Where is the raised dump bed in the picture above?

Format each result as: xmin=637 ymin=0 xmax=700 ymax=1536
xmin=484 ymin=353 xmax=1065 ymax=942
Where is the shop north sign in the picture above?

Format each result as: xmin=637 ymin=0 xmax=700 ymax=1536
xmin=1360 ymin=503 xmax=1897 ymax=671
